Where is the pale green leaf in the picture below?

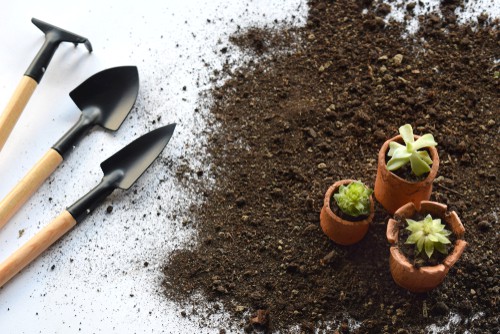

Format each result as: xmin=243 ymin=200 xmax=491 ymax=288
xmin=406 ymin=219 xmax=418 ymax=225
xmin=424 ymin=238 xmax=435 ymax=258
xmin=406 ymin=219 xmax=421 ymax=232
xmin=399 ymin=124 xmax=414 ymax=144
xmin=387 ymin=156 xmax=410 ymax=171
xmin=416 ymin=237 xmax=425 ymax=253
xmin=409 ymin=153 xmax=431 ymax=176
xmin=432 ymin=219 xmax=445 ymax=232
xmin=406 ymin=231 xmax=424 ymax=244
xmin=442 ymin=230 xmax=452 ymax=236
xmin=391 ymin=148 xmax=412 ymax=159
xmin=423 ymin=214 xmax=434 ymax=223
xmin=417 ymin=150 xmax=433 ymax=165
xmin=413 ymin=134 xmax=437 ymax=151
xmin=388 ymin=141 xmax=405 ymax=156
xmin=436 ymin=234 xmax=451 ymax=244
xmin=428 ymin=234 xmax=438 ymax=242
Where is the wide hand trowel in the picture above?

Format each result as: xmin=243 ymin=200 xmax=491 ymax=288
xmin=0 ymin=123 xmax=176 ymax=287
xmin=0 ymin=66 xmax=139 ymax=230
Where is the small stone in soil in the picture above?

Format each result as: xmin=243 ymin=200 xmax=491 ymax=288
xmin=320 ymin=250 xmax=336 ymax=266
xmin=478 ymin=221 xmax=492 ymax=231
xmin=250 ymin=309 xmax=269 ymax=328
xmin=431 ymin=302 xmax=449 ymax=316
xmin=236 ymin=197 xmax=246 ymax=207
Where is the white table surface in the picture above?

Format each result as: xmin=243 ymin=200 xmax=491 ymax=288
xmin=0 ymin=1 xmax=307 ymax=333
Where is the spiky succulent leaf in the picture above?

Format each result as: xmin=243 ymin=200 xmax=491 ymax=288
xmin=416 ymin=237 xmax=425 ymax=253
xmin=406 ymin=230 xmax=423 ymax=244
xmin=333 ymin=181 xmax=373 ymax=217
xmin=434 ymin=243 xmax=447 ymax=255
xmin=386 ymin=124 xmax=437 ymax=176
xmin=424 ymin=238 xmax=434 ymax=258
xmin=404 ymin=214 xmax=452 ymax=259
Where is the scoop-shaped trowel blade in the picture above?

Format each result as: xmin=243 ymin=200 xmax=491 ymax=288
xmin=69 ymin=66 xmax=139 ymax=131
xmin=67 ymin=123 xmax=176 ymax=222
xmin=53 ymin=66 xmax=140 ymax=157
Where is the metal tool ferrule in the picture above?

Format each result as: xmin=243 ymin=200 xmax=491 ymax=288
xmin=52 ymin=107 xmax=101 ymax=158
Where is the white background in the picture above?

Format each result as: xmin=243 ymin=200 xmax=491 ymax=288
xmin=0 ymin=1 xmax=306 ymax=333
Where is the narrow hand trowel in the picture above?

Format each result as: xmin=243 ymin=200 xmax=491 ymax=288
xmin=0 ymin=123 xmax=176 ymax=287
xmin=0 ymin=18 xmax=92 ymax=151
xmin=0 ymin=66 xmax=139 ymax=230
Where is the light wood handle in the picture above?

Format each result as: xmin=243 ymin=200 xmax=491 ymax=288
xmin=0 ymin=210 xmax=76 ymax=287
xmin=0 ymin=76 xmax=38 ymax=151
xmin=0 ymin=148 xmax=63 ymax=230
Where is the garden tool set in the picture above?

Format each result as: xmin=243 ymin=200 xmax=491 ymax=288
xmin=0 ymin=19 xmax=176 ymax=287
xmin=0 ymin=66 xmax=139 ymax=229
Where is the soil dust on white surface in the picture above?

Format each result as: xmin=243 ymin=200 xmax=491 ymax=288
xmin=0 ymin=1 xmax=307 ymax=333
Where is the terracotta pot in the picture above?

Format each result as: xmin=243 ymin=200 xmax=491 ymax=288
xmin=386 ymin=201 xmax=467 ymax=293
xmin=374 ymin=134 xmax=439 ymax=214
xmin=320 ymin=179 xmax=374 ymax=246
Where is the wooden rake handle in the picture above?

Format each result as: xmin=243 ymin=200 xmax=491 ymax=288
xmin=0 ymin=148 xmax=63 ymax=230
xmin=0 ymin=76 xmax=38 ymax=151
xmin=0 ymin=210 xmax=76 ymax=287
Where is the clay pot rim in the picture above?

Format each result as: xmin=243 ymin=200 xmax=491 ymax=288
xmin=379 ymin=134 xmax=439 ymax=185
xmin=323 ymin=179 xmax=375 ymax=226
xmin=389 ymin=246 xmax=447 ymax=274
xmin=387 ymin=201 xmax=467 ymax=270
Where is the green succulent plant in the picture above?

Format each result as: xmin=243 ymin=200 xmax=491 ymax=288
xmin=405 ymin=214 xmax=451 ymax=259
xmin=333 ymin=181 xmax=373 ymax=217
xmin=387 ymin=124 xmax=437 ymax=176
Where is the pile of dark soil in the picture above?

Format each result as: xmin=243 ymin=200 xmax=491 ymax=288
xmin=163 ymin=0 xmax=499 ymax=332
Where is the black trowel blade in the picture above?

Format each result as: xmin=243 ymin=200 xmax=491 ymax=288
xmin=69 ymin=66 xmax=139 ymax=131
xmin=100 ymin=123 xmax=177 ymax=190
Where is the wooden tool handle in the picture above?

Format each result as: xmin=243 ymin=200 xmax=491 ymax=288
xmin=0 ymin=76 xmax=38 ymax=151
xmin=0 ymin=210 xmax=76 ymax=287
xmin=0 ymin=148 xmax=63 ymax=230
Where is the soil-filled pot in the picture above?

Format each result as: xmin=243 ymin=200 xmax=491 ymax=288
xmin=374 ymin=134 xmax=439 ymax=214
xmin=386 ymin=201 xmax=467 ymax=293
xmin=320 ymin=179 xmax=374 ymax=246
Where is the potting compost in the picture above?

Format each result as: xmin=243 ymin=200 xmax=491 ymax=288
xmin=162 ymin=0 xmax=499 ymax=332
